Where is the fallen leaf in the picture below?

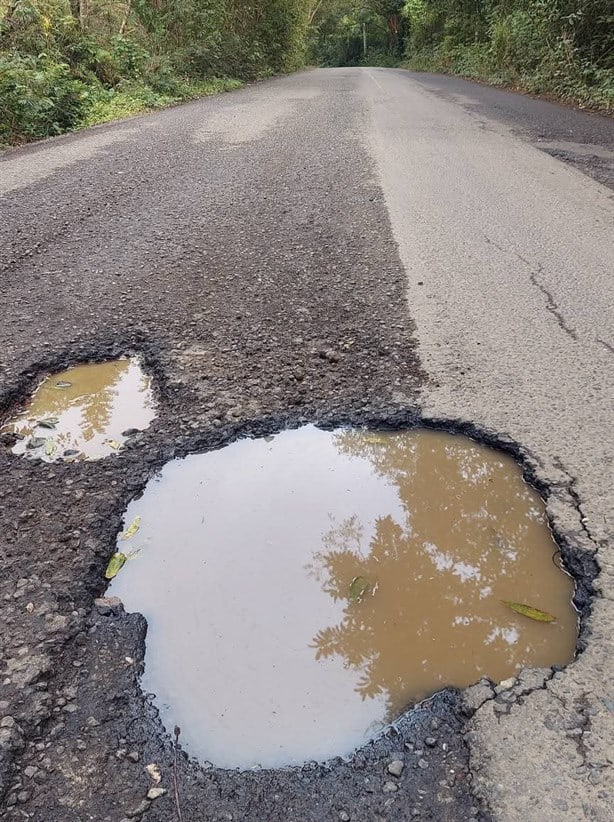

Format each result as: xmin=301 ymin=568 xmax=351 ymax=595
xmin=105 ymin=552 xmax=127 ymax=580
xmin=146 ymin=763 xmax=162 ymax=783
xmin=44 ymin=439 xmax=56 ymax=456
xmin=349 ymin=576 xmax=370 ymax=604
xmin=106 ymin=439 xmax=121 ymax=450
xmin=120 ymin=516 xmax=141 ymax=540
xmin=501 ymin=601 xmax=556 ymax=623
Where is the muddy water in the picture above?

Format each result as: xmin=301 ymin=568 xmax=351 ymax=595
xmin=2 ymin=358 xmax=155 ymax=461
xmin=108 ymin=426 xmax=577 ymax=769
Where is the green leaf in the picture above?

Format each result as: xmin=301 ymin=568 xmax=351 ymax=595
xmin=502 ymin=601 xmax=556 ymax=623
xmin=349 ymin=576 xmax=369 ymax=604
xmin=105 ymin=552 xmax=127 ymax=579
xmin=44 ymin=438 xmax=56 ymax=456
xmin=120 ymin=516 xmax=141 ymax=541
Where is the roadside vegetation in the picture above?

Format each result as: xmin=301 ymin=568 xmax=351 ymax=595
xmin=0 ymin=0 xmax=312 ymax=146
xmin=308 ymin=1 xmax=614 ymax=111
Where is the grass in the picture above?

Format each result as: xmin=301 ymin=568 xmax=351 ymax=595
xmin=80 ymin=77 xmax=244 ymax=129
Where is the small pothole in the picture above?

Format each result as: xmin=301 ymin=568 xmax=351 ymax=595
xmin=0 ymin=357 xmax=155 ymax=461
xmin=107 ymin=425 xmax=577 ymax=769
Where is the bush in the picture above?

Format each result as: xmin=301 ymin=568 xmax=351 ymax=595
xmin=0 ymin=51 xmax=87 ymax=143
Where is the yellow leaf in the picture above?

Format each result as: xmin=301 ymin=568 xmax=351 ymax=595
xmin=106 ymin=439 xmax=121 ymax=450
xmin=44 ymin=439 xmax=56 ymax=456
xmin=502 ymin=601 xmax=556 ymax=623
xmin=105 ymin=552 xmax=127 ymax=579
xmin=349 ymin=576 xmax=369 ymax=604
xmin=120 ymin=516 xmax=141 ymax=541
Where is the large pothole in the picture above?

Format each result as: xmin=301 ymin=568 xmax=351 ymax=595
xmin=107 ymin=425 xmax=577 ymax=770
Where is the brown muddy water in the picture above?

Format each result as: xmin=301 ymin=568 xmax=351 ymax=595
xmin=108 ymin=426 xmax=577 ymax=769
xmin=1 ymin=358 xmax=155 ymax=461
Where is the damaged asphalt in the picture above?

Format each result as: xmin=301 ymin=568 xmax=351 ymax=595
xmin=0 ymin=68 xmax=613 ymax=821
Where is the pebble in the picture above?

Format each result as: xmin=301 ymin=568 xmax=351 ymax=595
xmin=424 ymin=737 xmax=438 ymax=748
xmin=387 ymin=760 xmax=404 ymax=777
xmin=147 ymin=787 xmax=167 ymax=800
xmin=127 ymin=799 xmax=151 ymax=817
xmin=418 ymin=758 xmax=429 ymax=769
xmin=127 ymin=751 xmax=140 ymax=763
xmin=23 ymin=766 xmax=38 ymax=778
xmin=339 ymin=812 xmax=350 ymax=821
xmin=382 ymin=781 xmax=399 ymax=793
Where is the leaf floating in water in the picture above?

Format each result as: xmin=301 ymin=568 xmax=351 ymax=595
xmin=44 ymin=439 xmax=56 ymax=456
xmin=37 ymin=417 xmax=59 ymax=430
xmin=105 ymin=552 xmax=127 ymax=579
xmin=502 ymin=601 xmax=556 ymax=623
xmin=349 ymin=576 xmax=370 ymax=604
xmin=106 ymin=439 xmax=121 ymax=450
xmin=120 ymin=516 xmax=141 ymax=541
xmin=55 ymin=381 xmax=72 ymax=389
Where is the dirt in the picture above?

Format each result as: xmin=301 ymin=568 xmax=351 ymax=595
xmin=0 ymin=70 xmax=600 ymax=821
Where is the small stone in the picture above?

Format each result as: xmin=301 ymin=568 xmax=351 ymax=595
xmin=418 ymin=759 xmax=429 ymax=769
xmin=318 ymin=348 xmax=340 ymax=364
xmin=17 ymin=790 xmax=31 ymax=803
xmin=387 ymin=760 xmax=404 ymax=777
xmin=383 ymin=781 xmax=399 ymax=793
xmin=339 ymin=812 xmax=351 ymax=821
xmin=94 ymin=597 xmax=123 ymax=616
xmin=126 ymin=799 xmax=151 ymax=817
xmin=495 ymin=677 xmax=516 ymax=693
xmin=1 ymin=716 xmax=16 ymax=728
xmin=127 ymin=751 xmax=140 ymax=763
xmin=23 ymin=766 xmax=38 ymax=778
xmin=116 ymin=749 xmax=127 ymax=760
xmin=147 ymin=787 xmax=167 ymax=800
xmin=424 ymin=737 xmax=438 ymax=748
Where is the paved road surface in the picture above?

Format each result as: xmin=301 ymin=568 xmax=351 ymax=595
xmin=0 ymin=68 xmax=613 ymax=821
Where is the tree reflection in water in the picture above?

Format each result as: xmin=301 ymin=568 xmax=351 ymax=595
xmin=309 ymin=430 xmax=576 ymax=719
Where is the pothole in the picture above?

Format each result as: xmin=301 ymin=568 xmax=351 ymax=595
xmin=108 ymin=425 xmax=577 ymax=769
xmin=0 ymin=357 xmax=155 ymax=461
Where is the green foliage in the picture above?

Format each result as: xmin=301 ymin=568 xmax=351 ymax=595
xmin=308 ymin=1 xmax=406 ymax=66
xmin=0 ymin=0 xmax=312 ymax=145
xmin=0 ymin=51 xmax=87 ymax=143
xmin=401 ymin=0 xmax=614 ymax=110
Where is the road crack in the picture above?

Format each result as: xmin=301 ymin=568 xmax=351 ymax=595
xmin=528 ymin=266 xmax=578 ymax=341
xmin=483 ymin=236 xmax=578 ymax=341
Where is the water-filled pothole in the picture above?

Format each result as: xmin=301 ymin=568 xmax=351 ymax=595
xmin=108 ymin=425 xmax=577 ymax=769
xmin=1 ymin=358 xmax=155 ymax=461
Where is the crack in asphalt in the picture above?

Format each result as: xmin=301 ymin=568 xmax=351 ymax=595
xmin=528 ymin=266 xmax=579 ymax=341
xmin=596 ymin=337 xmax=614 ymax=355
xmin=483 ymin=235 xmax=579 ymax=342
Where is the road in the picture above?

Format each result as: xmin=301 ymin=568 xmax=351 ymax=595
xmin=0 ymin=68 xmax=613 ymax=821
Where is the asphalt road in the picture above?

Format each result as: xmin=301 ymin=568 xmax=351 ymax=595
xmin=0 ymin=68 xmax=613 ymax=822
